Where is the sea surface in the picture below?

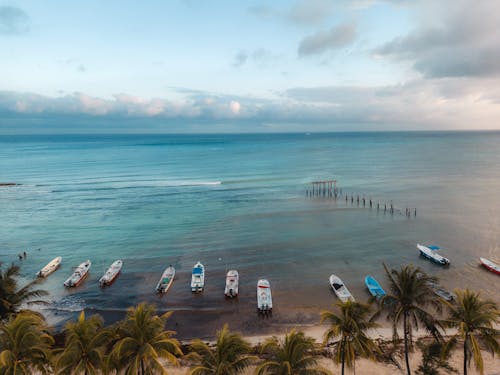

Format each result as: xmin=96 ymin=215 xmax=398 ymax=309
xmin=1 ymin=132 xmax=499 ymax=339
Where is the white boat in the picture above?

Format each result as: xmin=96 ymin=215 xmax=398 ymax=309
xmin=224 ymin=270 xmax=239 ymax=298
xmin=156 ymin=265 xmax=175 ymax=293
xmin=427 ymin=282 xmax=455 ymax=301
xmin=480 ymin=257 xmax=500 ymax=275
xmin=99 ymin=260 xmax=123 ymax=287
xmin=329 ymin=274 xmax=355 ymax=302
xmin=257 ymin=279 xmax=272 ymax=313
xmin=64 ymin=260 xmax=91 ymax=287
xmin=417 ymin=244 xmax=450 ymax=266
xmin=37 ymin=256 xmax=62 ymax=277
xmin=191 ymin=261 xmax=205 ymax=292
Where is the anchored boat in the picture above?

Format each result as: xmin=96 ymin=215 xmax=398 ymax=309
xmin=37 ymin=256 xmax=62 ymax=277
xmin=364 ymin=275 xmax=386 ymax=300
xmin=99 ymin=260 xmax=122 ymax=287
xmin=191 ymin=261 xmax=205 ymax=292
xmin=257 ymin=279 xmax=272 ymax=313
xmin=156 ymin=265 xmax=175 ymax=293
xmin=427 ymin=282 xmax=455 ymax=301
xmin=224 ymin=270 xmax=239 ymax=298
xmin=329 ymin=274 xmax=355 ymax=302
xmin=417 ymin=244 xmax=450 ymax=266
xmin=480 ymin=257 xmax=500 ymax=275
xmin=64 ymin=260 xmax=91 ymax=287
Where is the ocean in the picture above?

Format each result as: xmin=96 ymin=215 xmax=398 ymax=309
xmin=1 ymin=132 xmax=499 ymax=339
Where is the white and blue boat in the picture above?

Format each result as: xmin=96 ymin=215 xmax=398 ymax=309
xmin=417 ymin=244 xmax=450 ymax=266
xmin=364 ymin=275 xmax=386 ymax=299
xmin=191 ymin=261 xmax=205 ymax=292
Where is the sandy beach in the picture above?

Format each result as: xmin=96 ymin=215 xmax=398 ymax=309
xmin=163 ymin=325 xmax=500 ymax=375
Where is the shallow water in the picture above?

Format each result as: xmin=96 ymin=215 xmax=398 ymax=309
xmin=1 ymin=132 xmax=499 ymax=338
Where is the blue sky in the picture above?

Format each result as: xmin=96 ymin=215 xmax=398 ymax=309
xmin=1 ymin=0 xmax=500 ymax=133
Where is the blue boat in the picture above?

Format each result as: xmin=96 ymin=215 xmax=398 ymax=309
xmin=365 ymin=275 xmax=386 ymax=299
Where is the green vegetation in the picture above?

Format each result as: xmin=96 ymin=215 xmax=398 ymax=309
xmin=378 ymin=264 xmax=444 ymax=375
xmin=0 ymin=262 xmax=48 ymax=319
xmin=188 ymin=323 xmax=255 ymax=375
xmin=443 ymin=289 xmax=500 ymax=375
xmin=0 ymin=263 xmax=498 ymax=374
xmin=255 ymin=329 xmax=331 ymax=375
xmin=321 ymin=300 xmax=379 ymax=375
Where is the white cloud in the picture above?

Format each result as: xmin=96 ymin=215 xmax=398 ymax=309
xmin=298 ymin=23 xmax=357 ymax=56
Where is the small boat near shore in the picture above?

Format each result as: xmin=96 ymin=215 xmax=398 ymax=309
xmin=330 ymin=274 xmax=355 ymax=302
xmin=257 ymin=279 xmax=272 ymax=313
xmin=417 ymin=244 xmax=450 ymax=266
xmin=224 ymin=270 xmax=239 ymax=298
xmin=365 ymin=275 xmax=386 ymax=300
xmin=428 ymin=282 xmax=455 ymax=301
xmin=99 ymin=260 xmax=122 ymax=287
xmin=156 ymin=265 xmax=175 ymax=293
xmin=37 ymin=256 xmax=62 ymax=277
xmin=64 ymin=260 xmax=91 ymax=287
xmin=191 ymin=261 xmax=205 ymax=292
xmin=480 ymin=257 xmax=500 ymax=275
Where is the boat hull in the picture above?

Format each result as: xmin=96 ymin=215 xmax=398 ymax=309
xmin=330 ymin=274 xmax=355 ymax=302
xmin=99 ymin=260 xmax=123 ymax=287
xmin=225 ymin=270 xmax=239 ymax=298
xmin=417 ymin=244 xmax=450 ymax=266
xmin=191 ymin=262 xmax=205 ymax=292
xmin=156 ymin=266 xmax=175 ymax=293
xmin=257 ymin=279 xmax=272 ymax=313
xmin=37 ymin=256 xmax=62 ymax=278
xmin=364 ymin=275 xmax=385 ymax=299
xmin=64 ymin=260 xmax=91 ymax=288
xmin=480 ymin=257 xmax=500 ymax=275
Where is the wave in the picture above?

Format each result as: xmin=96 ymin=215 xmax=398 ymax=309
xmin=44 ymin=295 xmax=85 ymax=313
xmin=46 ymin=180 xmax=222 ymax=192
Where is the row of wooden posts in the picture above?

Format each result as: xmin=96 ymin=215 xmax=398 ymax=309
xmin=306 ymin=180 xmax=416 ymax=218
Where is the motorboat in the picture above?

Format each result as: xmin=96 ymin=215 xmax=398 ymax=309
xmin=329 ymin=274 xmax=355 ymax=302
xmin=427 ymin=281 xmax=455 ymax=301
xmin=156 ymin=265 xmax=175 ymax=293
xmin=64 ymin=260 xmax=91 ymax=287
xmin=191 ymin=261 xmax=205 ymax=292
xmin=37 ymin=256 xmax=62 ymax=277
xmin=364 ymin=275 xmax=386 ymax=300
xmin=480 ymin=257 xmax=500 ymax=275
xmin=417 ymin=244 xmax=450 ymax=266
xmin=257 ymin=279 xmax=272 ymax=313
xmin=99 ymin=260 xmax=123 ymax=287
xmin=224 ymin=270 xmax=239 ymax=298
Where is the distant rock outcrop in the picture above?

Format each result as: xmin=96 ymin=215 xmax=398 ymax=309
xmin=0 ymin=182 xmax=18 ymax=187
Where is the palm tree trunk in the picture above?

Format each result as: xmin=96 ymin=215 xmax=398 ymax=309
xmin=404 ymin=312 xmax=411 ymax=375
xmin=141 ymin=359 xmax=145 ymax=375
xmin=463 ymin=340 xmax=467 ymax=375
xmin=341 ymin=336 xmax=346 ymax=375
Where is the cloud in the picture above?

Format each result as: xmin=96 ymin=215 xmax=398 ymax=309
xmin=287 ymin=0 xmax=334 ymax=26
xmin=374 ymin=0 xmax=500 ymax=78
xmin=0 ymin=6 xmax=29 ymax=35
xmin=298 ymin=23 xmax=356 ymax=56
xmin=232 ymin=51 xmax=248 ymax=67
xmin=231 ymin=48 xmax=275 ymax=68
xmin=230 ymin=100 xmax=241 ymax=115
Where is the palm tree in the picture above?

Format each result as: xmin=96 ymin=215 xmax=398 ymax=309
xmin=109 ymin=302 xmax=182 ymax=375
xmin=0 ymin=262 xmax=48 ymax=319
xmin=55 ymin=310 xmax=112 ymax=375
xmin=379 ymin=264 xmax=444 ymax=375
xmin=255 ymin=329 xmax=331 ymax=375
xmin=0 ymin=310 xmax=54 ymax=374
xmin=188 ymin=324 xmax=255 ymax=375
xmin=321 ymin=300 xmax=379 ymax=375
xmin=443 ymin=289 xmax=500 ymax=375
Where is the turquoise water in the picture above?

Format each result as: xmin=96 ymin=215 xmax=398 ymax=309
xmin=1 ymin=132 xmax=499 ymax=338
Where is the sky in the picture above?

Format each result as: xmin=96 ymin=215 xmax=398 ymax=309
xmin=1 ymin=0 xmax=500 ymax=133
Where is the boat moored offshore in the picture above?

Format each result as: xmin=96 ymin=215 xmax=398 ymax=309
xmin=99 ymin=260 xmax=123 ymax=287
xmin=64 ymin=260 xmax=91 ymax=287
xmin=191 ymin=261 xmax=205 ymax=292
xmin=224 ymin=270 xmax=239 ymax=298
xmin=257 ymin=279 xmax=272 ymax=313
xmin=37 ymin=256 xmax=62 ymax=277
xmin=156 ymin=265 xmax=176 ymax=293
xmin=417 ymin=244 xmax=450 ymax=266
xmin=480 ymin=257 xmax=500 ymax=275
